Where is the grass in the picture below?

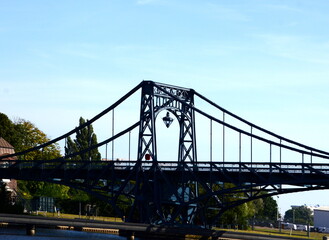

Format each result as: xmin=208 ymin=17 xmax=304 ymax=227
xmin=31 ymin=211 xmax=123 ymax=222
xmin=214 ymin=226 xmax=329 ymax=240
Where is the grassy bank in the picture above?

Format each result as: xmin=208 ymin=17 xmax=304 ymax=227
xmin=216 ymin=226 xmax=329 ymax=240
xmin=31 ymin=211 xmax=123 ymax=222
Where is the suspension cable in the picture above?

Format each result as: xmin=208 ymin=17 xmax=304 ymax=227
xmin=153 ymin=83 xmax=329 ymax=160
xmin=194 ymin=90 xmax=329 ymax=157
xmin=0 ymin=82 xmax=143 ymax=160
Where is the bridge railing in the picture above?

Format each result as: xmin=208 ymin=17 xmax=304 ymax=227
xmin=3 ymin=160 xmax=329 ymax=175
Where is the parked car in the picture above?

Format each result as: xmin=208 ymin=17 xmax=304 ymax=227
xmin=282 ymin=222 xmax=297 ymax=230
xmin=296 ymin=225 xmax=307 ymax=231
xmin=317 ymin=227 xmax=329 ymax=233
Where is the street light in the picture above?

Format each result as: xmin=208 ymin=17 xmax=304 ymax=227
xmin=277 ymin=196 xmax=281 ymax=233
xmin=162 ymin=112 xmax=174 ymax=128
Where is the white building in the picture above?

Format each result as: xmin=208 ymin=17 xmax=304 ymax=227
xmin=314 ymin=207 xmax=329 ymax=229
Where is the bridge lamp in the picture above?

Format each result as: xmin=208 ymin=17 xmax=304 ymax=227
xmin=145 ymin=153 xmax=151 ymax=160
xmin=162 ymin=112 xmax=173 ymax=128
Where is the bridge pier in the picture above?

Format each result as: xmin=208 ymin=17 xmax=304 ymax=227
xmin=26 ymin=224 xmax=36 ymax=236
xmin=127 ymin=231 xmax=135 ymax=240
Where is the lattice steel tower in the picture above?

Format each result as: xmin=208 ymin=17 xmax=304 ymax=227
xmin=137 ymin=81 xmax=197 ymax=164
xmin=130 ymin=81 xmax=199 ymax=224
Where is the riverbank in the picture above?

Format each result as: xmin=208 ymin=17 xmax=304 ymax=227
xmin=0 ymin=227 xmax=125 ymax=240
xmin=1 ymin=213 xmax=327 ymax=240
xmin=217 ymin=226 xmax=328 ymax=240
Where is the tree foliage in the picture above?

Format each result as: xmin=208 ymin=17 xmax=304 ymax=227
xmin=13 ymin=119 xmax=66 ymax=199
xmin=0 ymin=113 xmax=18 ymax=146
xmin=1 ymin=113 xmax=61 ymax=160
xmin=202 ymin=183 xmax=266 ymax=229
xmin=65 ymin=117 xmax=101 ymax=161
xmin=198 ymin=182 xmax=279 ymax=229
xmin=284 ymin=206 xmax=313 ymax=225
xmin=67 ymin=188 xmax=90 ymax=202
xmin=255 ymin=196 xmax=278 ymax=225
xmin=219 ymin=189 xmax=262 ymax=229
xmin=18 ymin=181 xmax=70 ymax=199
xmin=62 ymin=117 xmax=101 ymax=204
xmin=0 ymin=113 xmax=67 ymax=200
xmin=14 ymin=119 xmax=61 ymax=160
xmin=0 ymin=113 xmax=102 ymax=213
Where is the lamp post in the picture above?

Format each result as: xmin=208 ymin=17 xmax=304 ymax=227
xmin=162 ymin=112 xmax=173 ymax=128
xmin=277 ymin=196 xmax=281 ymax=233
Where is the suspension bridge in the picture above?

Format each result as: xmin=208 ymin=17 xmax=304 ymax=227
xmin=1 ymin=80 xmax=329 ymax=227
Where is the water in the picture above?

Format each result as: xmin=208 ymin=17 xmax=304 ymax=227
xmin=0 ymin=228 xmax=135 ymax=240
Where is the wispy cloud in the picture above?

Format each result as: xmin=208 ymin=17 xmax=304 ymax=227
xmin=28 ymin=43 xmax=101 ymax=62
xmin=136 ymin=0 xmax=160 ymax=5
xmin=256 ymin=34 xmax=329 ymax=64
xmin=204 ymin=3 xmax=250 ymax=22
xmin=58 ymin=43 xmax=99 ymax=60
xmin=264 ymin=3 xmax=304 ymax=13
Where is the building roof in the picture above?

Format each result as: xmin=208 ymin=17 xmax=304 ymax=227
xmin=0 ymin=137 xmax=14 ymax=149
xmin=0 ymin=137 xmax=16 ymax=159
xmin=314 ymin=207 xmax=329 ymax=212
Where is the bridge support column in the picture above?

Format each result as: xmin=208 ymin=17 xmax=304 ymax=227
xmin=26 ymin=224 xmax=36 ymax=236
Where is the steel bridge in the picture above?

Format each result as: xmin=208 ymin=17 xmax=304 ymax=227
xmin=1 ymin=81 xmax=329 ymax=226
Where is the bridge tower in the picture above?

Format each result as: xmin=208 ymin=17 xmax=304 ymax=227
xmin=130 ymin=81 xmax=198 ymax=224
xmin=137 ymin=81 xmax=197 ymax=164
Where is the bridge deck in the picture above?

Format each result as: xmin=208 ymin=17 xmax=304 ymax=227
xmin=1 ymin=160 xmax=329 ymax=186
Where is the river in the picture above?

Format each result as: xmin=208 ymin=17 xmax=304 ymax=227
xmin=0 ymin=228 xmax=144 ymax=240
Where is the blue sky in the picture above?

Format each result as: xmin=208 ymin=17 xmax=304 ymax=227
xmin=1 ymin=0 xmax=329 ymax=216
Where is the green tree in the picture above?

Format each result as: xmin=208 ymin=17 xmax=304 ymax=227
xmin=8 ymin=118 xmax=67 ymax=200
xmin=65 ymin=117 xmax=101 ymax=161
xmin=18 ymin=181 xmax=70 ymax=199
xmin=61 ymin=117 xmax=101 ymax=211
xmin=0 ymin=113 xmax=20 ymax=148
xmin=284 ymin=206 xmax=313 ymax=225
xmin=206 ymin=183 xmax=262 ymax=229
xmin=13 ymin=119 xmax=61 ymax=160
xmin=0 ymin=113 xmax=94 ymax=209
xmin=255 ymin=196 xmax=278 ymax=225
